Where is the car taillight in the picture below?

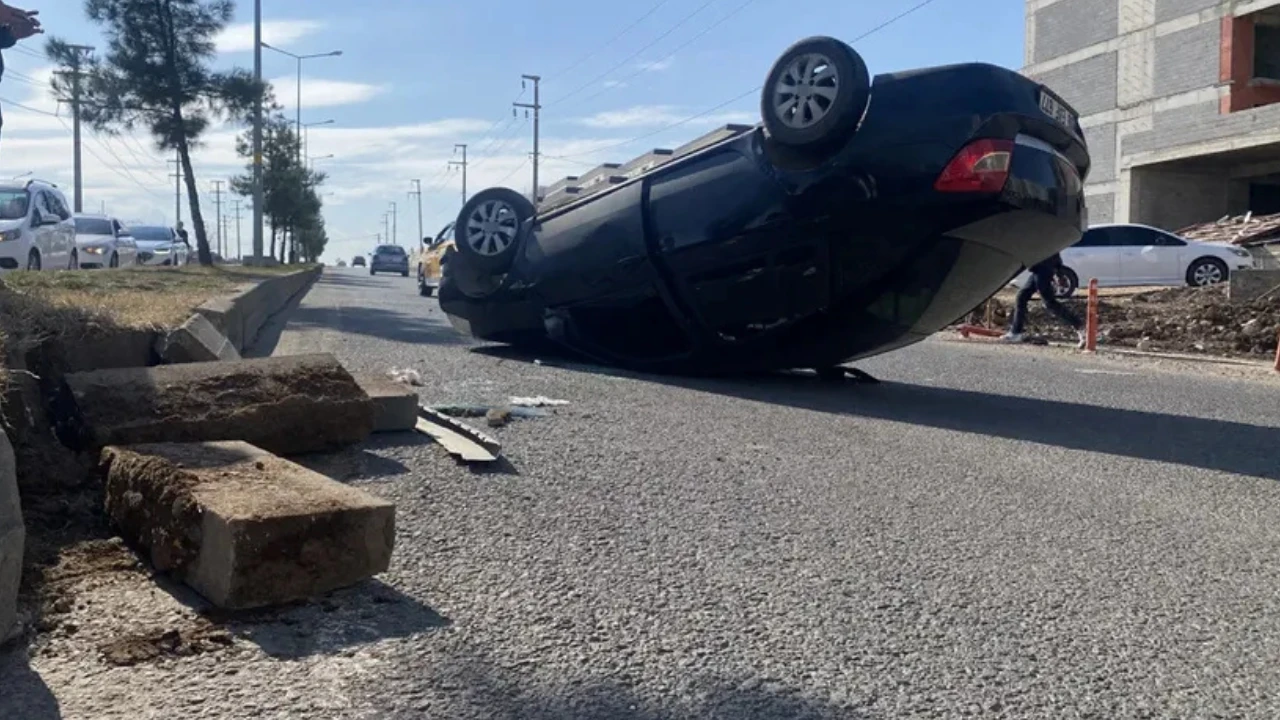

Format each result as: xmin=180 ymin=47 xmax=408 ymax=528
xmin=934 ymin=138 xmax=1014 ymax=193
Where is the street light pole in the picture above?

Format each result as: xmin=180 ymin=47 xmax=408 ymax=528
xmin=252 ymin=0 xmax=263 ymax=260
xmin=409 ymin=179 xmax=423 ymax=247
xmin=389 ymin=201 xmax=397 ymax=246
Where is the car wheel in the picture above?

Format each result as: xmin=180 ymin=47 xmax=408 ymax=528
xmin=1053 ymin=267 xmax=1078 ymax=298
xmin=109 ymin=252 xmax=119 ymax=268
xmin=1187 ymin=256 xmax=1228 ymax=287
xmin=455 ymin=187 xmax=535 ymax=275
xmin=761 ymin=35 xmax=870 ymax=152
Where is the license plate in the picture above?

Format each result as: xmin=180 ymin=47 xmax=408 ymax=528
xmin=1039 ymin=90 xmax=1075 ymax=128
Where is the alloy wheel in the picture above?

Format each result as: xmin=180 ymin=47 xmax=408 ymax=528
xmin=464 ymin=199 xmax=519 ymax=257
xmin=772 ymin=53 xmax=839 ymax=130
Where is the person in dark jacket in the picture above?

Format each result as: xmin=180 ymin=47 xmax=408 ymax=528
xmin=0 ymin=5 xmax=42 ymax=152
xmin=1002 ymin=251 xmax=1086 ymax=348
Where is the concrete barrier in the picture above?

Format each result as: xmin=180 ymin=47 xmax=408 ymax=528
xmin=1229 ymin=268 xmax=1280 ymax=303
xmin=0 ymin=430 xmax=22 ymax=644
xmin=192 ymin=265 xmax=323 ymax=359
xmin=58 ymin=353 xmax=375 ymax=456
xmin=101 ymin=441 xmax=395 ymax=609
xmin=352 ymin=373 xmax=420 ymax=433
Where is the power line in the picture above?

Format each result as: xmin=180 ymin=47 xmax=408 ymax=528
xmin=547 ymin=0 xmax=718 ymax=107
xmin=543 ymin=0 xmax=672 ymax=83
xmin=574 ymin=0 xmax=763 ymax=107
xmin=558 ymin=0 xmax=946 ymax=160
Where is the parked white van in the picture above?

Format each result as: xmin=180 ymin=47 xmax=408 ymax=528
xmin=0 ymin=179 xmax=78 ymax=272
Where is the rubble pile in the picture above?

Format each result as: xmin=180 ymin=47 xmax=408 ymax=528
xmin=1176 ymin=211 xmax=1280 ymax=246
xmin=963 ymin=284 xmax=1280 ymax=358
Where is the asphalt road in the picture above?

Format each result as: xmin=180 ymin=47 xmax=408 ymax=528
xmin=12 ymin=266 xmax=1280 ymax=719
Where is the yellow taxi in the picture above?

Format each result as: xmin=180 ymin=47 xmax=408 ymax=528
xmin=413 ymin=221 xmax=455 ymax=297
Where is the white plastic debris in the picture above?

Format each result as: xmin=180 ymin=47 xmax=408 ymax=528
xmin=388 ymin=367 xmax=424 ymax=386
xmin=509 ymin=395 xmax=569 ymax=407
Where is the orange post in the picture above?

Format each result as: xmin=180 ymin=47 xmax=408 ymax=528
xmin=1085 ymin=278 xmax=1099 ymax=352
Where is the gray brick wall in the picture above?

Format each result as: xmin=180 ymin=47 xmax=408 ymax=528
xmin=1034 ymin=0 xmax=1119 ymax=62
xmin=1084 ymin=123 xmax=1117 ymax=182
xmin=1029 ymin=52 xmax=1119 ymax=116
xmin=1153 ymin=22 xmax=1220 ymax=98
xmin=1154 ymin=0 xmax=1223 ymax=24
xmin=1123 ymin=100 xmax=1280 ymax=155
xmin=1087 ymin=193 xmax=1115 ymax=224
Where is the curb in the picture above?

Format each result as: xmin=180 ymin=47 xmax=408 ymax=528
xmin=943 ymin=332 xmax=1273 ymax=369
xmin=187 ymin=265 xmax=323 ymax=359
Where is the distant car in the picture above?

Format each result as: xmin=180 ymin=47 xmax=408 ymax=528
xmin=1012 ymin=223 xmax=1257 ymax=297
xmin=370 ymin=244 xmax=409 ymax=276
xmin=336 ymin=259 xmax=347 ymax=267
xmin=0 ymin=178 xmax=77 ymax=272
xmin=352 ymin=255 xmax=366 ymax=267
xmin=438 ymin=35 xmax=1090 ymax=374
xmin=73 ymin=214 xmax=138 ymax=268
xmin=127 ymin=224 xmax=191 ymax=266
xmin=413 ymin=222 xmax=454 ymax=296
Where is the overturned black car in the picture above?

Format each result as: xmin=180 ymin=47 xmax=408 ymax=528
xmin=439 ymin=35 xmax=1090 ymax=375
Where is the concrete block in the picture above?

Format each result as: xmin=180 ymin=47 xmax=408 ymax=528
xmin=155 ymin=313 xmax=241 ymax=364
xmin=1229 ymin=269 xmax=1280 ymax=304
xmin=101 ymin=441 xmax=395 ymax=609
xmin=352 ymin=374 xmax=419 ymax=433
xmin=58 ymin=353 xmax=375 ymax=456
xmin=0 ymin=431 xmax=22 ymax=643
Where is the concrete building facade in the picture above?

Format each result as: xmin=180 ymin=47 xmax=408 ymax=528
xmin=1025 ymin=0 xmax=1280 ymax=230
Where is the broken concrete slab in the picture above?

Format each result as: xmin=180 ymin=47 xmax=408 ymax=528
xmin=58 ymin=353 xmax=375 ymax=456
xmin=1229 ymin=269 xmax=1280 ymax=304
xmin=101 ymin=441 xmax=395 ymax=609
xmin=352 ymin=373 xmax=419 ymax=433
xmin=415 ymin=407 xmax=501 ymax=462
xmin=0 ymin=431 xmax=22 ymax=644
xmin=195 ymin=266 xmax=322 ymax=358
xmin=155 ymin=312 xmax=241 ymax=364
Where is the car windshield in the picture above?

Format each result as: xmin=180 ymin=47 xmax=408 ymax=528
xmin=75 ymin=217 xmax=114 ymax=235
xmin=0 ymin=189 xmax=30 ymax=220
xmin=128 ymin=226 xmax=173 ymax=241
xmin=375 ymin=245 xmax=405 ymax=256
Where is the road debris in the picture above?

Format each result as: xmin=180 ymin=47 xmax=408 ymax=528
xmin=432 ymin=404 xmax=550 ymax=420
xmin=415 ymin=407 xmax=501 ymax=463
xmin=387 ymin=367 xmax=424 ymax=386
xmin=485 ymin=407 xmax=513 ymax=427
xmin=509 ymin=395 xmax=569 ymax=407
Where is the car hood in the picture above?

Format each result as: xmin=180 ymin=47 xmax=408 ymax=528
xmin=134 ymin=239 xmax=176 ymax=250
xmin=0 ymin=219 xmax=26 ymax=233
xmin=77 ymin=233 xmax=114 ymax=245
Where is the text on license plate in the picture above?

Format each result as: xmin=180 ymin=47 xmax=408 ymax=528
xmin=1038 ymin=91 xmax=1075 ymax=127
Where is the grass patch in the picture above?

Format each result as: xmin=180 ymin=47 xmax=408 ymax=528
xmin=0 ymin=263 xmax=316 ymax=329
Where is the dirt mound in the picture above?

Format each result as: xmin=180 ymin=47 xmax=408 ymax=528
xmin=961 ymin=285 xmax=1279 ymax=358
xmin=99 ymin=621 xmax=234 ymax=666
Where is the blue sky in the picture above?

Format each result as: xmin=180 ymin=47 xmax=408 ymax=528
xmin=1 ymin=0 xmax=1024 ymax=262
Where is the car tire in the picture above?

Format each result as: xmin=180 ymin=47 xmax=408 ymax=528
xmin=1186 ymin=256 xmax=1228 ymax=287
xmin=1053 ymin=267 xmax=1078 ymax=298
xmin=760 ymin=35 xmax=870 ymax=152
xmin=455 ymin=187 xmax=535 ymax=275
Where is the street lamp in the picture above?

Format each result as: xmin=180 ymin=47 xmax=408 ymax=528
xmin=259 ymin=42 xmax=342 ymax=168
xmin=302 ymin=119 xmax=334 ymax=159
xmin=307 ymin=154 xmax=334 ymax=171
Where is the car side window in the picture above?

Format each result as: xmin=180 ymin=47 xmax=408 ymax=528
xmin=32 ymin=192 xmax=51 ymax=221
xmin=1075 ymin=229 xmax=1108 ymax=247
xmin=1153 ymin=231 xmax=1186 ymax=246
xmin=1106 ymin=227 xmax=1157 ymax=246
xmin=47 ymin=192 xmax=71 ymax=220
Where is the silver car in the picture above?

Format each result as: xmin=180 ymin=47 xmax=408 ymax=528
xmin=127 ymin=224 xmax=191 ymax=266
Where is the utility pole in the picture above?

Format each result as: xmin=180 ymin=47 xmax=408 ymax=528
xmin=53 ymin=44 xmax=94 ymax=212
xmin=211 ymin=180 xmax=224 ymax=258
xmin=231 ymin=199 xmax=243 ymax=260
xmin=381 ymin=212 xmax=390 ymax=244
xmin=252 ymin=0 xmax=264 ymax=260
xmin=449 ymin=143 xmax=468 ymax=204
xmin=408 ymin=180 xmax=424 ymax=246
xmin=389 ymin=201 xmax=398 ymax=246
xmin=167 ymin=153 xmax=182 ymax=227
xmin=514 ymin=74 xmax=541 ymax=204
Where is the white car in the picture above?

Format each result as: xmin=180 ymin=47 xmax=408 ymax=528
xmin=126 ymin=224 xmax=191 ymax=266
xmin=1013 ymin=222 xmax=1257 ymax=297
xmin=73 ymin=213 xmax=138 ymax=269
xmin=0 ymin=179 xmax=77 ymax=272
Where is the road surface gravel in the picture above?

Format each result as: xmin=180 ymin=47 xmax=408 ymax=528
xmin=4 ymin=267 xmax=1279 ymax=719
